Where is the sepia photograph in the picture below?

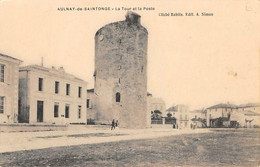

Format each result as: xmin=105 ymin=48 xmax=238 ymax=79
xmin=0 ymin=0 xmax=259 ymax=166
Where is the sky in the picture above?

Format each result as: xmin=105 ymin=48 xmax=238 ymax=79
xmin=0 ymin=0 xmax=259 ymax=110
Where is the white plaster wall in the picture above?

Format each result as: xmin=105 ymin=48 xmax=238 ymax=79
xmin=0 ymin=58 xmax=20 ymax=123
xmin=19 ymin=69 xmax=87 ymax=124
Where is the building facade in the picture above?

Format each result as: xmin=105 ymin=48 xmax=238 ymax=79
xmin=206 ymin=103 xmax=236 ymax=127
xmin=86 ymin=88 xmax=96 ymax=124
xmin=148 ymin=94 xmax=166 ymax=125
xmin=166 ymin=105 xmax=190 ymax=129
xmin=93 ymin=12 xmax=148 ymax=128
xmin=18 ymin=65 xmax=88 ymax=124
xmin=189 ymin=109 xmax=207 ymax=128
xmin=230 ymin=103 xmax=260 ymax=128
xmin=0 ymin=53 xmax=22 ymax=123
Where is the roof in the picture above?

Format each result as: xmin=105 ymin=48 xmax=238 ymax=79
xmin=166 ymin=106 xmax=177 ymax=112
xmin=19 ymin=65 xmax=88 ymax=84
xmin=238 ymin=103 xmax=260 ymax=108
xmin=0 ymin=53 xmax=22 ymax=63
xmin=207 ymin=103 xmax=237 ymax=109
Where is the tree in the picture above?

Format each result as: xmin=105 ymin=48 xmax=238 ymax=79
xmin=152 ymin=110 xmax=162 ymax=120
xmin=167 ymin=113 xmax=172 ymax=118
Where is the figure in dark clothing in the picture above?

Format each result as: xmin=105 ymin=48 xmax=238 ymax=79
xmin=115 ymin=120 xmax=119 ymax=127
xmin=111 ymin=119 xmax=115 ymax=130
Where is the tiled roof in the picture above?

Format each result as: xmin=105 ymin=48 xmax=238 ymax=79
xmin=207 ymin=103 xmax=237 ymax=109
xmin=166 ymin=106 xmax=177 ymax=112
xmin=19 ymin=65 xmax=87 ymax=83
xmin=238 ymin=103 xmax=260 ymax=108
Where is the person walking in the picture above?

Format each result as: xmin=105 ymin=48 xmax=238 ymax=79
xmin=111 ymin=119 xmax=115 ymax=130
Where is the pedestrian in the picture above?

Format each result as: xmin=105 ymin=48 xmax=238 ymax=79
xmin=111 ymin=119 xmax=115 ymax=130
xmin=115 ymin=120 xmax=120 ymax=133
xmin=115 ymin=120 xmax=119 ymax=128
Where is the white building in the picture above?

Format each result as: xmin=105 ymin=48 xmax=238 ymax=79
xmin=166 ymin=104 xmax=190 ymax=129
xmin=18 ymin=65 xmax=88 ymax=124
xmin=231 ymin=103 xmax=260 ymax=128
xmin=86 ymin=88 xmax=96 ymax=124
xmin=189 ymin=109 xmax=207 ymax=128
xmin=0 ymin=53 xmax=22 ymax=123
xmin=148 ymin=93 xmax=166 ymax=125
xmin=206 ymin=103 xmax=236 ymax=127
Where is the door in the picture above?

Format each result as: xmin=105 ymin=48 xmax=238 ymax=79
xmin=37 ymin=101 xmax=44 ymax=122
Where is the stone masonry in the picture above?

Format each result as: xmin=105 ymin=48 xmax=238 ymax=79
xmin=93 ymin=12 xmax=148 ymax=128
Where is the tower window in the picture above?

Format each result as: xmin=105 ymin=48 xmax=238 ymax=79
xmin=87 ymin=99 xmax=90 ymax=108
xmin=119 ymin=78 xmax=121 ymax=84
xmin=116 ymin=92 xmax=120 ymax=102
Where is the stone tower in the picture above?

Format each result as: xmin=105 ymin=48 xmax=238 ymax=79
xmin=93 ymin=12 xmax=148 ymax=128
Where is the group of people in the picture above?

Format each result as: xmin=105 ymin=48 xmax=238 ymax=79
xmin=172 ymin=122 xmax=197 ymax=129
xmin=190 ymin=123 xmax=197 ymax=129
xmin=111 ymin=119 xmax=119 ymax=130
xmin=172 ymin=123 xmax=178 ymax=129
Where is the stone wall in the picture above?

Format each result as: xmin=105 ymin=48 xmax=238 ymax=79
xmin=94 ymin=12 xmax=148 ymax=128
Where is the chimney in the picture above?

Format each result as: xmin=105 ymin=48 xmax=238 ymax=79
xmin=58 ymin=66 xmax=65 ymax=72
xmin=125 ymin=11 xmax=141 ymax=25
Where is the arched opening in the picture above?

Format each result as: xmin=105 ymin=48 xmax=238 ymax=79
xmin=116 ymin=92 xmax=120 ymax=102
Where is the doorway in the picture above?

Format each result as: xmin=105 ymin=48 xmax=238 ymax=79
xmin=37 ymin=101 xmax=44 ymax=122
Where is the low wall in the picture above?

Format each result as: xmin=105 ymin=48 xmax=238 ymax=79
xmin=0 ymin=123 xmax=68 ymax=132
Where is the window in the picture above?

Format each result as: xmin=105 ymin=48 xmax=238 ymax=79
xmin=55 ymin=81 xmax=59 ymax=94
xmin=118 ymin=78 xmax=121 ymax=84
xmin=116 ymin=92 xmax=120 ymax=102
xmin=87 ymin=99 xmax=90 ymax=108
xmin=65 ymin=104 xmax=69 ymax=118
xmin=66 ymin=84 xmax=70 ymax=95
xmin=0 ymin=96 xmax=4 ymax=114
xmin=38 ymin=78 xmax=43 ymax=91
xmin=54 ymin=103 xmax=59 ymax=117
xmin=0 ymin=64 xmax=4 ymax=82
xmin=78 ymin=87 xmax=82 ymax=98
xmin=78 ymin=105 xmax=81 ymax=119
